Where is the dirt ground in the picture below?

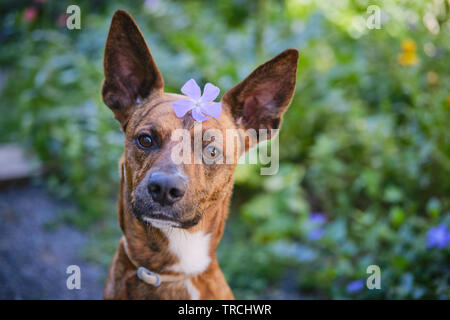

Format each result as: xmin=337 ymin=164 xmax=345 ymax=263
xmin=0 ymin=184 xmax=106 ymax=299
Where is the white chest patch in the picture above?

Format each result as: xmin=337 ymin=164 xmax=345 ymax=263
xmin=159 ymin=227 xmax=212 ymax=275
xmin=184 ymin=279 xmax=200 ymax=300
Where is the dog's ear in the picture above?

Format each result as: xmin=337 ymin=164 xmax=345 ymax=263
xmin=102 ymin=10 xmax=164 ymax=128
xmin=222 ymin=49 xmax=298 ymax=139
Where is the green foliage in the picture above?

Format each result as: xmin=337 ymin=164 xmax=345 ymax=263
xmin=0 ymin=0 xmax=448 ymax=299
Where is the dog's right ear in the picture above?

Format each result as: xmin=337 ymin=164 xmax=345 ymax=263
xmin=102 ymin=10 xmax=164 ymax=128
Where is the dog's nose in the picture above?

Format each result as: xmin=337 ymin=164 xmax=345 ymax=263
xmin=147 ymin=172 xmax=186 ymax=206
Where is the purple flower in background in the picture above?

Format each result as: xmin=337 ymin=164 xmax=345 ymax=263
xmin=307 ymin=212 xmax=327 ymax=241
xmin=308 ymin=228 xmax=325 ymax=241
xmin=145 ymin=0 xmax=162 ymax=7
xmin=172 ymin=79 xmax=222 ymax=122
xmin=310 ymin=212 xmax=326 ymax=225
xmin=427 ymin=224 xmax=450 ymax=249
xmin=346 ymin=280 xmax=364 ymax=293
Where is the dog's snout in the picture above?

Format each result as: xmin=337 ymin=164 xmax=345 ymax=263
xmin=147 ymin=172 xmax=186 ymax=206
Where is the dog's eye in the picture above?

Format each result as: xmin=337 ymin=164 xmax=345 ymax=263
xmin=207 ymin=146 xmax=219 ymax=158
xmin=208 ymin=146 xmax=218 ymax=158
xmin=203 ymin=145 xmax=222 ymax=164
xmin=137 ymin=134 xmax=153 ymax=149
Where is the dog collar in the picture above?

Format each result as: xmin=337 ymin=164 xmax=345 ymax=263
xmin=121 ymin=236 xmax=192 ymax=286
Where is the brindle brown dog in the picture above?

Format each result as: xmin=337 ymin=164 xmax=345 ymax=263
xmin=102 ymin=10 xmax=298 ymax=300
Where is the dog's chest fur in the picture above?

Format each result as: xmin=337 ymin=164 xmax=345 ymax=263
xmin=159 ymin=227 xmax=212 ymax=275
xmin=159 ymin=226 xmax=212 ymax=300
xmin=104 ymin=223 xmax=232 ymax=300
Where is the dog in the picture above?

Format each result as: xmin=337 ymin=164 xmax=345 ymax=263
xmin=102 ymin=10 xmax=298 ymax=299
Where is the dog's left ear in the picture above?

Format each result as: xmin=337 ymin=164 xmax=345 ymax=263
xmin=102 ymin=10 xmax=164 ymax=128
xmin=222 ymin=49 xmax=298 ymax=139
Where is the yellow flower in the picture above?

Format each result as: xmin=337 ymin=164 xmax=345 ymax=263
xmin=398 ymin=39 xmax=419 ymax=66
xmin=401 ymin=40 xmax=417 ymax=52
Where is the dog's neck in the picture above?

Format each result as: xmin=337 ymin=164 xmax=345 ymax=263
xmin=118 ymin=160 xmax=233 ymax=278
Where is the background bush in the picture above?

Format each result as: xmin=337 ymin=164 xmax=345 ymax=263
xmin=0 ymin=0 xmax=448 ymax=299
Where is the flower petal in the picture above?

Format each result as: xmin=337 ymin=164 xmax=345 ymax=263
xmin=200 ymin=102 xmax=222 ymax=119
xmin=200 ymin=83 xmax=220 ymax=103
xmin=173 ymin=99 xmax=194 ymax=118
xmin=192 ymin=107 xmax=209 ymax=122
xmin=181 ymin=79 xmax=201 ymax=100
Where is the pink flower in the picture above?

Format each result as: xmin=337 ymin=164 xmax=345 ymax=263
xmin=24 ymin=7 xmax=38 ymax=22
xmin=57 ymin=14 xmax=67 ymax=27
xmin=172 ymin=79 xmax=222 ymax=122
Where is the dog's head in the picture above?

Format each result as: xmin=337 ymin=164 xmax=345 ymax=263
xmin=102 ymin=10 xmax=298 ymax=229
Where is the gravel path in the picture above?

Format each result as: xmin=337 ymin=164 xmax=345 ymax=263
xmin=0 ymin=184 xmax=106 ymax=299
